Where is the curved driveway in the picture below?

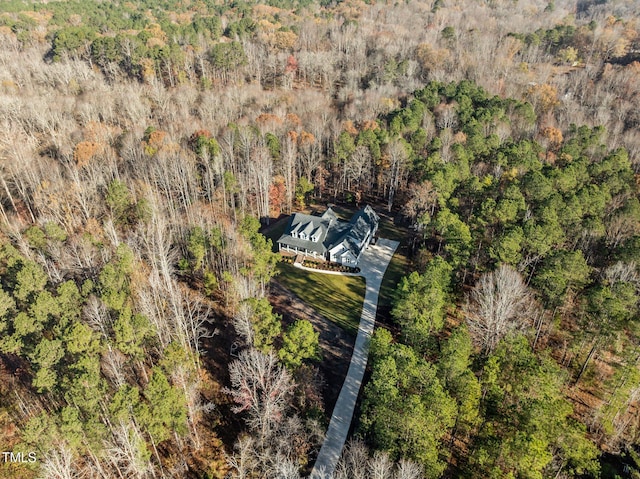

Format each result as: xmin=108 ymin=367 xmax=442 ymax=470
xmin=310 ymin=238 xmax=399 ymax=479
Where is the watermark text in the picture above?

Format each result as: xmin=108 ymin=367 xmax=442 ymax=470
xmin=1 ymin=452 xmax=37 ymax=463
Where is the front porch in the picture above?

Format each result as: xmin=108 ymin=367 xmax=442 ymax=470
xmin=278 ymin=243 xmax=326 ymax=262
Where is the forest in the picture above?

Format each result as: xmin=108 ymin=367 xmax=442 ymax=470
xmin=0 ymin=0 xmax=639 ymax=478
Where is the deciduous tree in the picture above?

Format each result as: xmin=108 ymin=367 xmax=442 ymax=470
xmin=227 ymin=349 xmax=294 ymax=441
xmin=465 ymin=264 xmax=536 ymax=354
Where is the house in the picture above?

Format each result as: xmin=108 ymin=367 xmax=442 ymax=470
xmin=277 ymin=205 xmax=379 ymax=265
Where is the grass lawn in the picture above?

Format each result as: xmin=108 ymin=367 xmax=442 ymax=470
xmin=376 ymin=211 xmax=407 ymax=242
xmin=322 ymin=204 xmax=355 ymax=221
xmin=264 ymin=203 xmax=411 ymax=328
xmin=378 ymin=247 xmax=411 ymax=311
xmin=375 ymin=216 xmax=412 ymax=325
xmin=376 ymin=212 xmax=411 ymax=311
xmin=274 ymin=262 xmax=365 ymax=336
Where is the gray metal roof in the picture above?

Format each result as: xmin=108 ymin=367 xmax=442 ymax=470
xmin=277 ymin=212 xmax=331 ymax=255
xmin=321 ymin=208 xmax=339 ymax=224
xmin=327 ymin=205 xmax=379 ymax=258
xmin=278 ymin=206 xmax=379 ymax=258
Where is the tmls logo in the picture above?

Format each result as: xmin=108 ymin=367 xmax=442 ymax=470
xmin=2 ymin=452 xmax=37 ymax=463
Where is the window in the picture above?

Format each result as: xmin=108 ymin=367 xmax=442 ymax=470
xmin=299 ymin=233 xmax=306 ymax=240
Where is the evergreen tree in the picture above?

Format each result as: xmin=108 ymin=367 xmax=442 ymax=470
xmin=279 ymin=319 xmax=320 ymax=369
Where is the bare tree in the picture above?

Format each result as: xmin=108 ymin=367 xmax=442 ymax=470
xmin=38 ymin=443 xmax=80 ymax=479
xmin=402 ymin=181 xmax=438 ymax=234
xmin=273 ymin=457 xmax=302 ymax=479
xmin=385 ymin=140 xmax=410 ymax=212
xmin=334 ymin=439 xmax=369 ymax=479
xmin=270 ymin=415 xmax=317 ymax=466
xmin=368 ymin=451 xmax=394 ymax=479
xmin=182 ymin=292 xmax=217 ymax=365
xmin=233 ymin=301 xmax=255 ymax=347
xmin=280 ymin=133 xmax=298 ymax=214
xmin=83 ymin=296 xmax=111 ymax=340
xmin=248 ymin=146 xmax=273 ymax=224
xmin=335 ymin=439 xmax=424 ymax=479
xmin=226 ymin=436 xmax=258 ymax=479
xmin=104 ymin=422 xmax=153 ymax=479
xmin=394 ymin=459 xmax=423 ymax=479
xmin=605 ymin=211 xmax=640 ymax=248
xmin=227 ymin=409 xmax=316 ymax=479
xmin=464 ymin=264 xmax=536 ymax=354
xmin=101 ymin=346 xmax=127 ymax=388
xmin=227 ymin=349 xmax=294 ymax=441
xmin=346 ymin=145 xmax=373 ymax=194
xmin=603 ymin=261 xmax=639 ymax=287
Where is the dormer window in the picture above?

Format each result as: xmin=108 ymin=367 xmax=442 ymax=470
xmin=299 ymin=232 xmax=307 ymax=240
xmin=310 ymin=226 xmax=322 ymax=243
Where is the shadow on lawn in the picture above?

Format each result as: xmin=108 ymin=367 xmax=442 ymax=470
xmin=275 ymin=263 xmax=365 ymax=335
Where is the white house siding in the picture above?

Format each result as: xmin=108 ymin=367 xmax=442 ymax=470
xmin=329 ymin=244 xmax=344 ymax=263
xmin=328 ymin=243 xmax=359 ymax=265
xmin=279 ymin=205 xmax=379 ymax=266
xmin=340 ymin=251 xmax=357 ymax=265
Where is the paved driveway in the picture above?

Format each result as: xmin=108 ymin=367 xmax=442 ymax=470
xmin=310 ymin=238 xmax=399 ymax=479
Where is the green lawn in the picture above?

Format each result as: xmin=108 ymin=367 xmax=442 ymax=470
xmin=265 ymin=204 xmax=411 ymax=327
xmin=322 ymin=204 xmax=355 ymax=221
xmin=378 ymin=247 xmax=411 ymax=311
xmin=274 ymin=262 xmax=365 ymax=336
xmin=376 ymin=212 xmax=407 ymax=242
xmin=376 ymin=213 xmax=411 ymax=311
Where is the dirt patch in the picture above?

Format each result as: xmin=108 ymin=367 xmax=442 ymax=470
xmin=269 ymin=280 xmax=355 ymax=421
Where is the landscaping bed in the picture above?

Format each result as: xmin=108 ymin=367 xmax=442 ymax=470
xmin=301 ymin=259 xmax=360 ymax=274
